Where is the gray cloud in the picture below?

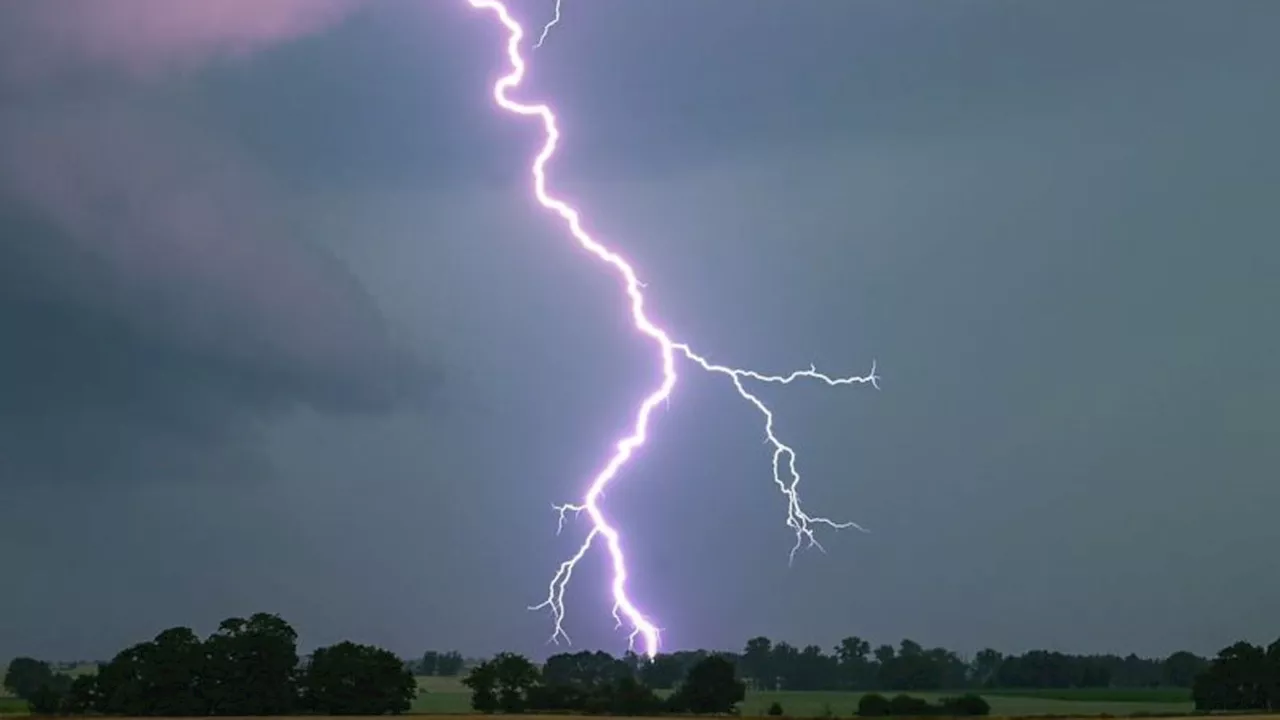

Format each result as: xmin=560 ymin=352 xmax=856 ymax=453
xmin=0 ymin=0 xmax=365 ymax=84
xmin=0 ymin=2 xmax=426 ymax=491
xmin=2 ymin=0 xmax=1278 ymax=665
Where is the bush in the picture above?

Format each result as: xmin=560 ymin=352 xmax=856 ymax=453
xmin=888 ymin=694 xmax=933 ymax=716
xmin=26 ymin=686 xmax=63 ymax=716
xmin=859 ymin=692 xmax=990 ymax=718
xmin=941 ymin=694 xmax=991 ymax=716
xmin=768 ymin=701 xmax=785 ymax=716
xmin=857 ymin=693 xmax=891 ymax=717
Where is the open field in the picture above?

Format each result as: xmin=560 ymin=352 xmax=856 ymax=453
xmin=409 ymin=679 xmax=1194 ymax=717
xmin=979 ymin=689 xmax=1192 ymax=704
xmin=737 ymin=691 xmax=1191 ymax=718
xmin=2 ymin=676 xmax=1200 ymax=718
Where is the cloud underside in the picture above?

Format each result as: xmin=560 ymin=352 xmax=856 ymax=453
xmin=0 ymin=0 xmax=423 ymax=488
xmin=0 ymin=0 xmax=365 ymax=82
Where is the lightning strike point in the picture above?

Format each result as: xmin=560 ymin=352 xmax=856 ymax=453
xmin=466 ymin=0 xmax=878 ymax=660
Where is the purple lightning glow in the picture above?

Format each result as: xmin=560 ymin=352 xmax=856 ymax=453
xmin=465 ymin=0 xmax=880 ymax=659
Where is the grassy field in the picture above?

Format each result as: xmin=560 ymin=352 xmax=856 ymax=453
xmin=1 ymin=675 xmax=1198 ymax=717
xmin=979 ymin=688 xmax=1192 ymax=704
xmin=410 ymin=679 xmax=1194 ymax=717
xmin=737 ymin=690 xmax=1191 ymax=718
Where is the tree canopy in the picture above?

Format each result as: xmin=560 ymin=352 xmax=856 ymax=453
xmin=4 ymin=613 xmax=416 ymax=716
xmin=8 ymin=624 xmax=1280 ymax=717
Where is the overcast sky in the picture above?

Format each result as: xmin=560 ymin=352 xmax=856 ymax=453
xmin=2 ymin=0 xmax=1278 ymax=662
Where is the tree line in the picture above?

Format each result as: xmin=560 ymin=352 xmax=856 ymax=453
xmin=459 ymin=649 xmax=990 ymax=717
xmin=461 ymin=650 xmax=746 ymax=715
xmin=411 ymin=650 xmax=466 ymax=677
xmin=8 ymin=624 xmax=1280 ymax=717
xmin=603 ymin=636 xmax=1210 ymax=692
xmin=3 ymin=613 xmax=417 ymax=716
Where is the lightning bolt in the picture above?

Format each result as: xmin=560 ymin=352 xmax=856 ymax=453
xmin=534 ymin=0 xmax=561 ymax=49
xmin=465 ymin=0 xmax=880 ymax=659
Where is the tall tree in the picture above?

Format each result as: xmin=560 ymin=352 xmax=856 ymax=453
xmin=203 ymin=613 xmax=300 ymax=715
xmin=144 ymin=627 xmax=206 ymax=716
xmin=301 ymin=641 xmax=418 ymax=715
xmin=462 ymin=660 xmax=500 ymax=714
xmin=741 ymin=637 xmax=774 ymax=690
xmin=96 ymin=642 xmax=155 ymax=716
xmin=671 ymin=655 xmax=746 ymax=715
xmin=1163 ymin=651 xmax=1208 ymax=688
xmin=491 ymin=653 xmax=540 ymax=714
xmin=771 ymin=642 xmax=801 ymax=690
xmin=1193 ymin=640 xmax=1272 ymax=711
xmin=835 ymin=636 xmax=874 ymax=690
xmin=62 ymin=675 xmax=100 ymax=715
xmin=2 ymin=658 xmax=60 ymax=700
xmin=971 ymin=649 xmax=1003 ymax=688
xmin=437 ymin=651 xmax=466 ymax=676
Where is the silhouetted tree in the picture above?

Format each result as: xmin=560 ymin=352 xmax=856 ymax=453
xmin=3 ymin=658 xmax=67 ymax=701
xmin=1164 ymin=650 xmax=1209 ymax=688
xmin=835 ymin=636 xmax=875 ymax=690
xmin=970 ymin=649 xmax=1003 ymax=688
xmin=670 ymin=654 xmax=745 ymax=714
xmin=203 ymin=613 xmax=300 ymax=715
xmin=461 ymin=659 xmax=500 ymax=714
xmin=639 ymin=653 xmax=687 ymax=689
xmin=493 ymin=653 xmax=540 ymax=714
xmin=1192 ymin=640 xmax=1276 ymax=711
xmin=741 ymin=636 xmax=775 ymax=690
xmin=418 ymin=650 xmax=465 ymax=677
xmin=20 ymin=613 xmax=422 ymax=717
xmin=26 ymin=684 xmax=65 ymax=715
xmin=95 ymin=641 xmax=155 ymax=715
xmin=463 ymin=653 xmax=539 ymax=714
xmin=300 ymin=641 xmax=417 ymax=715
xmin=598 ymin=675 xmax=664 ymax=715
xmin=62 ymin=675 xmax=100 ymax=715
xmin=420 ymin=651 xmax=439 ymax=676
xmin=93 ymin=628 xmax=206 ymax=716
xmin=542 ymin=650 xmax=630 ymax=690
xmin=437 ymin=651 xmax=466 ymax=676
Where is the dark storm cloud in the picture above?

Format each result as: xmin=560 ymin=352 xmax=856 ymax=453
xmin=3 ymin=0 xmax=1279 ymax=665
xmin=0 ymin=2 xmax=426 ymax=490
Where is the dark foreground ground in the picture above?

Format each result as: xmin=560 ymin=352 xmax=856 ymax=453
xmin=0 ymin=676 xmax=1196 ymax=718
xmin=410 ymin=677 xmax=1194 ymax=716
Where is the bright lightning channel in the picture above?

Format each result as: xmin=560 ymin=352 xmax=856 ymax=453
xmin=534 ymin=0 xmax=561 ymax=49
xmin=465 ymin=0 xmax=880 ymax=660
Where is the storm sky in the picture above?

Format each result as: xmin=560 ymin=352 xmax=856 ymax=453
xmin=2 ymin=0 xmax=1278 ymax=662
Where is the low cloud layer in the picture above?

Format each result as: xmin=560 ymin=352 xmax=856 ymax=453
xmin=0 ymin=102 xmax=418 ymax=409
xmin=0 ymin=1 xmax=424 ymax=490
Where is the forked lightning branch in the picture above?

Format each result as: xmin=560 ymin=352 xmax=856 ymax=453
xmin=465 ymin=0 xmax=880 ymax=659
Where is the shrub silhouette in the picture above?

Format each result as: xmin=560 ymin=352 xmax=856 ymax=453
xmin=857 ymin=693 xmax=891 ymax=717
